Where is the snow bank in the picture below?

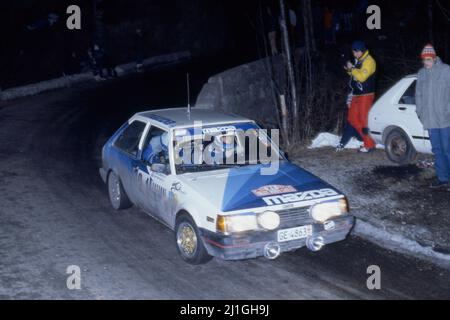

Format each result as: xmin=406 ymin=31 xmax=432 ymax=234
xmin=354 ymin=220 xmax=450 ymax=270
xmin=1 ymin=51 xmax=191 ymax=101
xmin=309 ymin=132 xmax=383 ymax=149
xmin=309 ymin=133 xmax=361 ymax=149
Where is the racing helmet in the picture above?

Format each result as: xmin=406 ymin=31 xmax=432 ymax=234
xmin=160 ymin=132 xmax=169 ymax=152
xmin=213 ymin=133 xmax=235 ymax=151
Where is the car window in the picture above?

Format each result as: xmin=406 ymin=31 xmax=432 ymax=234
xmin=174 ymin=123 xmax=283 ymax=174
xmin=141 ymin=126 xmax=170 ymax=173
xmin=114 ymin=120 xmax=147 ymax=156
xmin=143 ymin=126 xmax=166 ymax=149
xmin=399 ymin=80 xmax=416 ymax=105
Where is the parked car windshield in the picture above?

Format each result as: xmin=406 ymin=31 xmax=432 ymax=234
xmin=173 ymin=123 xmax=284 ymax=173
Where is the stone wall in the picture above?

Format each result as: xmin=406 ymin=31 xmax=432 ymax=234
xmin=195 ymin=56 xmax=286 ymax=128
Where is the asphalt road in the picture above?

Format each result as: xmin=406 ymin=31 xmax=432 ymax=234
xmin=1 ymin=63 xmax=450 ymax=299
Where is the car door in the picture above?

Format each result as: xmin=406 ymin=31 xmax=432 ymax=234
xmin=112 ymin=119 xmax=149 ymax=205
xmin=396 ymin=79 xmax=431 ymax=152
xmin=133 ymin=124 xmax=175 ymax=224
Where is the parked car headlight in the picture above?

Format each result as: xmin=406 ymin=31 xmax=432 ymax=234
xmin=257 ymin=211 xmax=280 ymax=230
xmin=310 ymin=198 xmax=349 ymax=223
xmin=216 ymin=213 xmax=259 ymax=234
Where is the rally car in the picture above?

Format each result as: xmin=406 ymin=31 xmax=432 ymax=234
xmin=369 ymin=75 xmax=433 ymax=164
xmin=99 ymin=108 xmax=354 ymax=264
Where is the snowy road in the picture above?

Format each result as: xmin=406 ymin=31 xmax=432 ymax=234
xmin=1 ymin=64 xmax=450 ymax=299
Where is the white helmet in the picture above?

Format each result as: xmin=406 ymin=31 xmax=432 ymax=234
xmin=213 ymin=133 xmax=235 ymax=151
xmin=160 ymin=132 xmax=169 ymax=152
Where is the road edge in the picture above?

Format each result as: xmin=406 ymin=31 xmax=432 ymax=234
xmin=353 ymin=219 xmax=450 ymax=270
xmin=0 ymin=51 xmax=191 ymax=102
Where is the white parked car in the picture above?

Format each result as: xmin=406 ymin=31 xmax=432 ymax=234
xmin=369 ymin=75 xmax=432 ymax=164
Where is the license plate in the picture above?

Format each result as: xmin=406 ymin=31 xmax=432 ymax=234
xmin=277 ymin=225 xmax=313 ymax=243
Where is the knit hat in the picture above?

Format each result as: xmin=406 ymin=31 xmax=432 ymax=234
xmin=421 ymin=44 xmax=437 ymax=59
xmin=351 ymin=41 xmax=366 ymax=52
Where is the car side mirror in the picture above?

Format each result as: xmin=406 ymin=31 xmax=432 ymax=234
xmin=151 ymin=163 xmax=168 ymax=174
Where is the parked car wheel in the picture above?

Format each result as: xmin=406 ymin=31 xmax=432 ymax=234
xmin=385 ymin=128 xmax=417 ymax=165
xmin=175 ymin=214 xmax=212 ymax=264
xmin=107 ymin=171 xmax=132 ymax=210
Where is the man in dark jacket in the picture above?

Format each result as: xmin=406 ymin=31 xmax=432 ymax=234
xmin=416 ymin=44 xmax=450 ymax=190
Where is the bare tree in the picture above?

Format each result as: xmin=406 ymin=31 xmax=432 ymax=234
xmin=279 ymin=0 xmax=298 ymax=146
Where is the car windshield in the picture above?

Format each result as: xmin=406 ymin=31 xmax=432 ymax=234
xmin=172 ymin=123 xmax=284 ymax=174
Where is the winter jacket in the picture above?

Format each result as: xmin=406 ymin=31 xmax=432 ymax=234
xmin=415 ymin=58 xmax=450 ymax=129
xmin=348 ymin=50 xmax=376 ymax=96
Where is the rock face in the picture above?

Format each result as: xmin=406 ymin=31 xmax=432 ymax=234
xmin=195 ymin=56 xmax=286 ymax=128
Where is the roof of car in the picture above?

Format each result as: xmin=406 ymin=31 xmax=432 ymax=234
xmin=134 ymin=107 xmax=254 ymax=129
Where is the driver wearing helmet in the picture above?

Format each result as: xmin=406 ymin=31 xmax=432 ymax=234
xmin=142 ymin=132 xmax=169 ymax=164
xmin=204 ymin=132 xmax=237 ymax=165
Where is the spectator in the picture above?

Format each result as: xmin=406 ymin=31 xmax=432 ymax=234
xmin=342 ymin=40 xmax=377 ymax=153
xmin=415 ymin=44 xmax=450 ymax=190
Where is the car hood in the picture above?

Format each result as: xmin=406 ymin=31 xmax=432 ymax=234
xmin=178 ymin=162 xmax=340 ymax=212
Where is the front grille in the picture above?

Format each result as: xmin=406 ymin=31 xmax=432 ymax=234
xmin=277 ymin=206 xmax=313 ymax=228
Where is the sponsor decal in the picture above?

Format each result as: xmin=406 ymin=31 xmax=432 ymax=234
xmin=252 ymin=185 xmax=297 ymax=197
xmin=146 ymin=114 xmax=176 ymax=126
xmin=262 ymin=188 xmax=339 ymax=206
xmin=202 ymin=126 xmax=236 ymax=134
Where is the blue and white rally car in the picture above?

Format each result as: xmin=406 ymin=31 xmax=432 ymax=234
xmin=100 ymin=108 xmax=354 ymax=264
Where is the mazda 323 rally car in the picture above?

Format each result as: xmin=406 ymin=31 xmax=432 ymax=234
xmin=100 ymin=108 xmax=354 ymax=264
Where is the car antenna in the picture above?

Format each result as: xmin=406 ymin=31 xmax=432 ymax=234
xmin=186 ymin=73 xmax=191 ymax=119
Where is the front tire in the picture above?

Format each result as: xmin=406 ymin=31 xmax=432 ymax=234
xmin=107 ymin=171 xmax=132 ymax=210
xmin=385 ymin=128 xmax=417 ymax=165
xmin=175 ymin=214 xmax=212 ymax=265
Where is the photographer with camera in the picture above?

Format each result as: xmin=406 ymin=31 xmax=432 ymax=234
xmin=337 ymin=40 xmax=376 ymax=153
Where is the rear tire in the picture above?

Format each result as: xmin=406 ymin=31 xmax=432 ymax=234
xmin=107 ymin=171 xmax=132 ymax=210
xmin=385 ymin=128 xmax=417 ymax=165
xmin=175 ymin=214 xmax=212 ymax=265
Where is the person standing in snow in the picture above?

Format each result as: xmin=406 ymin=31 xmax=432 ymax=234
xmin=338 ymin=41 xmax=377 ymax=153
xmin=415 ymin=44 xmax=450 ymax=190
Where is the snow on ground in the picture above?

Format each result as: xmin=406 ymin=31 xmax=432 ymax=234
xmin=309 ymin=132 xmax=384 ymax=149
xmin=291 ymin=146 xmax=450 ymax=269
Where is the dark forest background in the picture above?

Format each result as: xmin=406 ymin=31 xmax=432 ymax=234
xmin=0 ymin=0 xmax=449 ymax=104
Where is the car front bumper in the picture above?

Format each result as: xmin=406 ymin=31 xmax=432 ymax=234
xmin=200 ymin=215 xmax=354 ymax=260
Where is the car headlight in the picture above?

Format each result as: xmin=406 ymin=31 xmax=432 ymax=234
xmin=257 ymin=211 xmax=280 ymax=230
xmin=310 ymin=198 xmax=349 ymax=223
xmin=216 ymin=211 xmax=281 ymax=234
xmin=216 ymin=213 xmax=258 ymax=234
